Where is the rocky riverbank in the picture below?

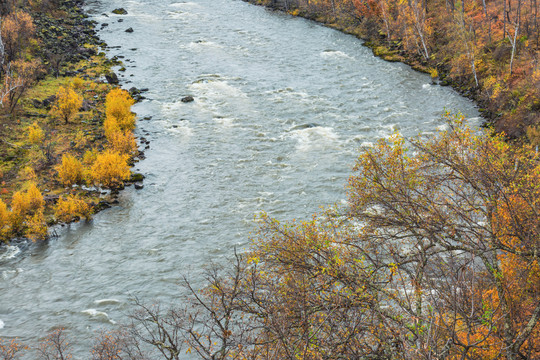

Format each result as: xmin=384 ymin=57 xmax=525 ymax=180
xmin=245 ymin=0 xmax=539 ymax=140
xmin=0 ymin=0 xmax=145 ymax=242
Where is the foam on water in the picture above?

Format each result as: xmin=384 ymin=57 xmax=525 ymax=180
xmin=289 ymin=126 xmax=340 ymax=151
xmin=0 ymin=246 xmax=20 ymax=261
xmin=186 ymin=40 xmax=224 ymax=50
xmin=94 ymin=298 xmax=122 ymax=306
xmin=0 ymin=319 xmax=4 ymax=329
xmin=81 ymin=309 xmax=116 ymax=324
xmin=170 ymin=1 xmax=201 ymax=7
xmin=320 ymin=50 xmax=355 ymax=60
xmin=189 ymin=79 xmax=247 ymax=99
xmin=214 ymin=116 xmax=236 ymax=127
xmin=2 ymin=268 xmax=23 ymax=280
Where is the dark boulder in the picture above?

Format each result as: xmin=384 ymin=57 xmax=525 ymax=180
xmin=105 ymin=72 xmax=119 ymax=84
xmin=42 ymin=95 xmax=57 ymax=110
xmin=125 ymin=27 xmax=134 ymax=33
xmin=32 ymin=99 xmax=43 ymax=109
xmin=181 ymin=96 xmax=194 ymax=103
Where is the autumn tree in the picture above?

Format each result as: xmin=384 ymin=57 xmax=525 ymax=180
xmin=51 ymin=86 xmax=83 ymax=124
xmin=36 ymin=329 xmax=72 ymax=360
xmin=56 ymin=153 xmax=84 ymax=186
xmin=0 ymin=338 xmax=25 ymax=360
xmin=115 ymin=115 xmax=540 ymax=360
xmin=90 ymin=150 xmax=130 ymax=188
xmin=105 ymin=89 xmax=135 ymax=133
xmin=54 ymin=195 xmax=92 ymax=223
xmin=28 ymin=122 xmax=44 ymax=145
xmin=0 ymin=10 xmax=35 ymax=63
xmin=0 ymin=199 xmax=10 ymax=242
xmin=1 ymin=59 xmax=42 ymax=113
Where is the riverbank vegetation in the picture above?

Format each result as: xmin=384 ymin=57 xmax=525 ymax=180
xmin=0 ymin=0 xmax=141 ymax=242
xmin=3 ymin=116 xmax=539 ymax=359
xmin=247 ymin=0 xmax=539 ymax=140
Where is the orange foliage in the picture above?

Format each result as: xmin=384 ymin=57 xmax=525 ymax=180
xmin=0 ymin=199 xmax=10 ymax=242
xmin=105 ymin=88 xmax=135 ymax=132
xmin=107 ymin=129 xmax=137 ymax=156
xmin=0 ymin=10 xmax=35 ymax=62
xmin=55 ymin=195 xmax=92 ymax=223
xmin=56 ymin=153 xmax=84 ymax=186
xmin=0 ymin=338 xmax=26 ymax=359
xmin=9 ymin=183 xmax=46 ymax=240
xmin=90 ymin=150 xmax=130 ymax=188
xmin=51 ymin=86 xmax=83 ymax=124
xmin=27 ymin=122 xmax=44 ymax=145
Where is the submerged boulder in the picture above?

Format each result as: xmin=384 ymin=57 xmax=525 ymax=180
xmin=112 ymin=8 xmax=128 ymax=15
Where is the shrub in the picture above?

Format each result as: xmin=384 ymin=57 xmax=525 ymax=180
xmin=55 ymin=195 xmax=92 ymax=223
xmin=103 ymin=115 xmax=120 ymax=139
xmin=25 ymin=210 xmax=47 ymax=241
xmin=10 ymin=183 xmax=44 ymax=236
xmin=70 ymin=76 xmax=85 ymax=90
xmin=28 ymin=122 xmax=44 ymax=145
xmin=90 ymin=150 xmax=130 ymax=188
xmin=105 ymin=88 xmax=135 ymax=131
xmin=56 ymin=154 xmax=84 ymax=186
xmin=51 ymin=86 xmax=83 ymax=124
xmin=107 ymin=130 xmax=137 ymax=155
xmin=83 ymin=148 xmax=99 ymax=166
xmin=26 ymin=182 xmax=44 ymax=210
xmin=0 ymin=199 xmax=11 ymax=242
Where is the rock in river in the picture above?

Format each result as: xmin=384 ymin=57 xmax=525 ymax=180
xmin=112 ymin=8 xmax=128 ymax=15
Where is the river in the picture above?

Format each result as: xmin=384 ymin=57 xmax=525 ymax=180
xmin=0 ymin=0 xmax=479 ymax=355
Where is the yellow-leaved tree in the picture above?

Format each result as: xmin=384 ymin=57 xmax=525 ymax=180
xmin=0 ymin=200 xmax=11 ymax=242
xmin=105 ymin=88 xmax=135 ymax=132
xmin=90 ymin=150 xmax=130 ymax=188
xmin=51 ymin=86 xmax=83 ymax=124
xmin=107 ymin=129 xmax=138 ymax=156
xmin=55 ymin=195 xmax=92 ymax=223
xmin=10 ymin=183 xmax=46 ymax=240
xmin=27 ymin=122 xmax=44 ymax=145
xmin=56 ymin=154 xmax=84 ymax=186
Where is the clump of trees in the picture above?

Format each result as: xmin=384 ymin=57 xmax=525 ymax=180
xmin=0 ymin=182 xmax=47 ymax=241
xmin=127 ymin=115 xmax=538 ymax=359
xmin=3 ymin=115 xmax=539 ymax=359
xmin=0 ymin=9 xmax=43 ymax=114
xmin=54 ymin=88 xmax=135 ymax=191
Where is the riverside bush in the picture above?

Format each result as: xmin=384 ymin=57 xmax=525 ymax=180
xmin=55 ymin=195 xmax=92 ymax=223
xmin=56 ymin=154 xmax=84 ymax=186
xmin=51 ymin=86 xmax=83 ymax=124
xmin=90 ymin=150 xmax=130 ymax=188
xmin=105 ymin=88 xmax=135 ymax=132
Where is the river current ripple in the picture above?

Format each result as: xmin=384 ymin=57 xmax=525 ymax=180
xmin=0 ymin=0 xmax=479 ymax=354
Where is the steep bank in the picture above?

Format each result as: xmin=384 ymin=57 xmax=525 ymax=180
xmin=245 ymin=0 xmax=540 ymax=140
xmin=0 ymin=0 xmax=143 ymax=242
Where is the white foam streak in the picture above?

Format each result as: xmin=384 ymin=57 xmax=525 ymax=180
xmin=94 ymin=298 xmax=122 ymax=306
xmin=290 ymin=126 xmax=339 ymax=151
xmin=82 ymin=309 xmax=116 ymax=324
xmin=0 ymin=246 xmax=20 ymax=261
xmin=320 ymin=50 xmax=355 ymax=60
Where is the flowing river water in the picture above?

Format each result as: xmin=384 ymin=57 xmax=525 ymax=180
xmin=0 ymin=0 xmax=480 ymax=355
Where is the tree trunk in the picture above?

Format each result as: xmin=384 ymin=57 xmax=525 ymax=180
xmin=0 ymin=16 xmax=4 ymax=67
